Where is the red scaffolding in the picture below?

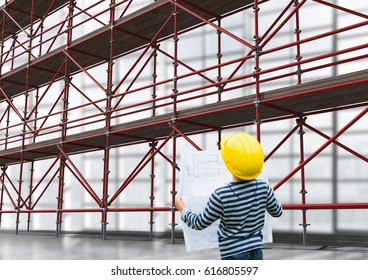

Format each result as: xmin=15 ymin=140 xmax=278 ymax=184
xmin=0 ymin=0 xmax=367 ymax=242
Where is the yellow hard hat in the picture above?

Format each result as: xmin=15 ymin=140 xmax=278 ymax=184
xmin=220 ymin=132 xmax=264 ymax=180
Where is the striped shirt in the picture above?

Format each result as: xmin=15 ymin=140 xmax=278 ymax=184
xmin=181 ymin=179 xmax=283 ymax=258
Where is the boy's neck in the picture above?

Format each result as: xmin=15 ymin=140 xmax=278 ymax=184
xmin=232 ymin=176 xmax=244 ymax=183
xmin=231 ymin=175 xmax=256 ymax=183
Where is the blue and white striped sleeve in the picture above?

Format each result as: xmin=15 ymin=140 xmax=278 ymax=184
xmin=266 ymin=186 xmax=283 ymax=217
xmin=181 ymin=191 xmax=223 ymax=230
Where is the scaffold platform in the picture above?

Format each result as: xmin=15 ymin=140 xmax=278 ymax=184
xmin=0 ymin=69 xmax=368 ymax=166
xmin=1 ymin=0 xmax=255 ymax=98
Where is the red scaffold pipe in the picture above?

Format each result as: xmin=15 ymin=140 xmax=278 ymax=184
xmin=283 ymin=203 xmax=368 ymax=210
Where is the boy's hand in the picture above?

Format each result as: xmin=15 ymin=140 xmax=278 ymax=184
xmin=175 ymin=197 xmax=186 ymax=212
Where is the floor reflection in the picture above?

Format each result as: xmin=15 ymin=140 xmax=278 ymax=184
xmin=0 ymin=232 xmax=367 ymax=260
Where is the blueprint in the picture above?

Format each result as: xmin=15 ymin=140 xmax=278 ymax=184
xmin=178 ymin=149 xmax=273 ymax=252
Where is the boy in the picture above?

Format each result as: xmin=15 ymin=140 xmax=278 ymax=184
xmin=175 ymin=132 xmax=283 ymax=260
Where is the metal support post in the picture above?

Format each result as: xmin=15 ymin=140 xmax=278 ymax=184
xmin=297 ymin=117 xmax=309 ymax=244
xmin=55 ymin=164 xmax=65 ymax=238
xmin=27 ymin=161 xmax=35 ymax=232
xmin=0 ymin=166 xmax=6 ymax=229
xmin=170 ymin=134 xmax=178 ymax=245
xmin=15 ymin=0 xmax=36 ymax=235
xmin=294 ymin=0 xmax=303 ymax=84
xmin=55 ymin=0 xmax=74 ymax=238
xmin=170 ymin=194 xmax=178 ymax=245
xmin=217 ymin=18 xmax=223 ymax=102
xmin=331 ymin=4 xmax=338 ymax=234
xmin=100 ymin=0 xmax=116 ymax=241
xmin=101 ymin=208 xmax=108 ymax=240
xmin=170 ymin=2 xmax=179 ymax=244
xmin=253 ymin=0 xmax=262 ymax=141
xmin=149 ymin=141 xmax=158 ymax=238
xmin=27 ymin=86 xmax=39 ymax=232
xmin=0 ymin=6 xmax=5 ymax=77
xmin=149 ymin=44 xmax=158 ymax=239
xmin=299 ymin=209 xmax=310 ymax=245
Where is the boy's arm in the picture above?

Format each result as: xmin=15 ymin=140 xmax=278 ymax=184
xmin=175 ymin=197 xmax=186 ymax=212
xmin=175 ymin=193 xmax=223 ymax=230
xmin=266 ymin=187 xmax=283 ymax=217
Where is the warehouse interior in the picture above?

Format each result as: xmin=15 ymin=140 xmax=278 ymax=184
xmin=0 ymin=0 xmax=367 ymax=260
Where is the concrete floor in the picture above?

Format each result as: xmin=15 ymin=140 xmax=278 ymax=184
xmin=1 ymin=231 xmax=368 ymax=260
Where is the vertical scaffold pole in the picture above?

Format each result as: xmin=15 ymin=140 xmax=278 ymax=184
xmin=253 ymin=0 xmax=262 ymax=140
xmin=294 ymin=1 xmax=309 ymax=244
xmin=0 ymin=2 xmax=6 ymax=229
xmin=4 ymin=105 xmax=10 ymax=150
xmin=101 ymin=0 xmax=116 ymax=240
xmin=217 ymin=17 xmax=223 ymax=150
xmin=27 ymin=88 xmax=39 ymax=231
xmin=0 ymin=166 xmax=6 ymax=228
xmin=56 ymin=157 xmax=66 ymax=237
xmin=0 ymin=110 xmax=10 ymax=230
xmin=170 ymin=1 xmax=179 ymax=244
xmin=56 ymin=0 xmax=74 ymax=237
xmin=294 ymin=0 xmax=303 ymax=85
xmin=15 ymin=0 xmax=36 ymax=235
xmin=297 ymin=117 xmax=309 ymax=245
xmin=27 ymin=160 xmax=35 ymax=232
xmin=10 ymin=34 xmax=15 ymax=70
xmin=1 ymin=2 xmax=11 ymax=157
xmin=0 ymin=2 xmax=5 ymax=77
xmin=217 ymin=17 xmax=222 ymax=103
xmin=149 ymin=44 xmax=158 ymax=238
xmin=37 ymin=23 xmax=44 ymax=57
xmin=331 ymin=1 xmax=338 ymax=234
xmin=149 ymin=141 xmax=157 ymax=238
